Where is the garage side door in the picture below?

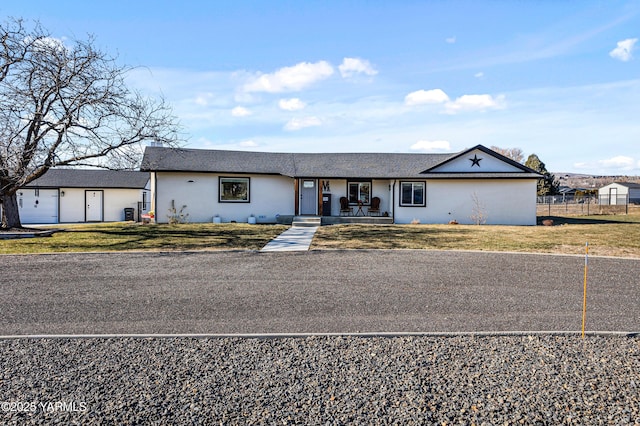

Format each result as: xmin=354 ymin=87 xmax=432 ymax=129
xmin=18 ymin=189 xmax=59 ymax=224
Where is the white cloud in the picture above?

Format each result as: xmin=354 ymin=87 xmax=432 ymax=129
xmin=609 ymin=38 xmax=638 ymax=62
xmin=243 ymin=61 xmax=334 ymax=93
xmin=231 ymin=106 xmax=252 ymax=117
xmin=445 ymin=36 xmax=456 ymax=44
xmin=194 ymin=93 xmax=215 ymax=106
xmin=278 ymin=98 xmax=306 ymax=111
xmin=410 ymin=140 xmax=451 ymax=152
xmin=284 ymin=116 xmax=322 ymax=131
xmin=339 ymin=57 xmax=378 ymax=78
xmin=30 ymin=36 xmax=67 ymax=52
xmin=574 ymin=156 xmax=638 ymax=172
xmin=599 ymin=155 xmax=636 ymax=169
xmin=445 ymin=94 xmax=505 ymax=113
xmin=404 ymin=89 xmax=450 ymax=106
xmin=474 ymin=72 xmax=484 ymax=78
xmin=238 ymin=140 xmax=258 ymax=148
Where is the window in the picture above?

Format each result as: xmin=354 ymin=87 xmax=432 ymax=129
xmin=219 ymin=177 xmax=250 ymax=202
xmin=348 ymin=181 xmax=371 ymax=205
xmin=400 ymin=182 xmax=425 ymax=206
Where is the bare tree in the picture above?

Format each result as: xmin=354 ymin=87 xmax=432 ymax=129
xmin=490 ymin=146 xmax=524 ymax=164
xmin=470 ymin=192 xmax=487 ymax=225
xmin=0 ymin=18 xmax=180 ymax=229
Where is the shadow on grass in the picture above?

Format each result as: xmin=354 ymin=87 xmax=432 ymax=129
xmin=62 ymin=224 xmax=287 ymax=251
xmin=537 ymin=216 xmax=638 ymax=225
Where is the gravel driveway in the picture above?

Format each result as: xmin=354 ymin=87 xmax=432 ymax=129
xmin=1 ymin=250 xmax=639 ymax=335
xmin=1 ymin=250 xmax=639 ymax=424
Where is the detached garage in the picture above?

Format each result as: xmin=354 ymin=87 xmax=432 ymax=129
xmin=17 ymin=188 xmax=59 ymax=224
xmin=19 ymin=169 xmax=150 ymax=224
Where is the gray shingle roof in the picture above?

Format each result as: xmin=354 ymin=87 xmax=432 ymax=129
xmin=140 ymin=147 xmax=455 ymax=178
xmin=24 ymin=169 xmax=150 ymax=189
xmin=140 ymin=146 xmax=541 ymax=179
xmin=141 ymin=148 xmax=296 ymax=176
xmin=612 ymin=182 xmax=640 ymax=189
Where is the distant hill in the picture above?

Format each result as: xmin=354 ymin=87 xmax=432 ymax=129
xmin=554 ymin=173 xmax=640 ymax=189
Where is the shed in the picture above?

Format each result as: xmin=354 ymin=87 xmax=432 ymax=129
xmin=598 ymin=182 xmax=640 ymax=205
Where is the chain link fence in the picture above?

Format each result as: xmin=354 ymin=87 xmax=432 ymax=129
xmin=537 ymin=194 xmax=631 ymax=216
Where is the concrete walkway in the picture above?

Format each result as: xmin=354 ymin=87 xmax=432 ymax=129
xmin=260 ymin=226 xmax=319 ymax=252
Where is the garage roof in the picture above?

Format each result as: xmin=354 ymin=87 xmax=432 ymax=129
xmin=24 ymin=169 xmax=150 ymax=189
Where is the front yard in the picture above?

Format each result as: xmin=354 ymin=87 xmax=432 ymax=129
xmin=0 ymin=223 xmax=289 ymax=254
xmin=311 ymin=215 xmax=640 ymax=258
xmin=1 ymin=213 xmax=640 ymax=258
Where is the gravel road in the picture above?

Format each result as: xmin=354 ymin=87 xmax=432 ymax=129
xmin=1 ymin=335 xmax=639 ymax=424
xmin=1 ymin=250 xmax=638 ymax=423
xmin=1 ymin=250 xmax=639 ymax=334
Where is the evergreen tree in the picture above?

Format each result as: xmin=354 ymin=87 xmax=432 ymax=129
xmin=525 ymin=154 xmax=559 ymax=196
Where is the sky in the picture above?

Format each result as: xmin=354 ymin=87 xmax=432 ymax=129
xmin=2 ymin=0 xmax=640 ymax=174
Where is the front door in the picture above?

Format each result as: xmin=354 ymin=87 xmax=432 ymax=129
xmin=300 ymin=180 xmax=317 ymax=215
xmin=610 ymin=188 xmax=618 ymax=205
xmin=86 ymin=190 xmax=104 ymax=221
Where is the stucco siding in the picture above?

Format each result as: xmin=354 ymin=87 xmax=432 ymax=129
xmin=321 ymin=179 xmax=346 ymax=216
xmin=154 ymin=172 xmax=294 ymax=223
xmin=59 ymin=189 xmax=85 ymax=222
xmin=394 ymin=179 xmax=537 ymax=225
xmin=59 ymin=188 xmax=144 ymax=222
xmin=103 ymin=189 xmax=145 ymax=221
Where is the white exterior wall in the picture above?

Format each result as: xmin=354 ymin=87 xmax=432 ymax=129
xmin=322 ymin=179 xmax=345 ymax=216
xmin=597 ymin=183 xmax=640 ymax=204
xmin=394 ymin=179 xmax=538 ymax=225
xmin=154 ymin=172 xmax=294 ymax=223
xmin=59 ymin=189 xmax=85 ymax=222
xmin=59 ymin=188 xmax=146 ymax=222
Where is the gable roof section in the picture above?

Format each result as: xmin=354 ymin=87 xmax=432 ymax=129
xmin=141 ymin=145 xmax=542 ymax=179
xmin=421 ymin=145 xmax=539 ymax=175
xmin=613 ymin=182 xmax=640 ymax=189
xmin=24 ymin=169 xmax=150 ymax=189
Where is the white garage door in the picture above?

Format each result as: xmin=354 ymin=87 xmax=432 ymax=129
xmin=18 ymin=189 xmax=59 ymax=224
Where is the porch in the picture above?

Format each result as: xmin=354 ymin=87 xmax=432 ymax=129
xmin=278 ymin=215 xmax=394 ymax=226
xmin=296 ymin=178 xmax=394 ymax=219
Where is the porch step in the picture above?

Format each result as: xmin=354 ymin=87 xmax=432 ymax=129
xmin=292 ymin=216 xmax=321 ymax=227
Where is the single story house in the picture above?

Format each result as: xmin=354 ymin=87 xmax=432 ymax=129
xmin=13 ymin=169 xmax=150 ymax=224
xmin=141 ymin=144 xmax=542 ymax=225
xmin=598 ymin=182 xmax=640 ymax=205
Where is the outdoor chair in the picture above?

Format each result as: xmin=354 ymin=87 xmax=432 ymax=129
xmin=368 ymin=197 xmax=381 ymax=216
xmin=339 ymin=197 xmax=353 ymax=216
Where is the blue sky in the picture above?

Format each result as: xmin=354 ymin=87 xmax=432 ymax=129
xmin=3 ymin=0 xmax=640 ymax=174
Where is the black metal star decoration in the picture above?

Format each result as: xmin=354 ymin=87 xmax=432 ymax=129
xmin=469 ymin=154 xmax=482 ymax=167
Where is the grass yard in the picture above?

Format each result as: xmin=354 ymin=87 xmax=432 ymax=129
xmin=0 ymin=222 xmax=289 ymax=254
xmin=311 ymin=214 xmax=640 ymax=258
xmin=2 ymin=213 xmax=640 ymax=258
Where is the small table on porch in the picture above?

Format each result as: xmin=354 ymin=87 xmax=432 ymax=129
xmin=355 ymin=201 xmax=365 ymax=216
